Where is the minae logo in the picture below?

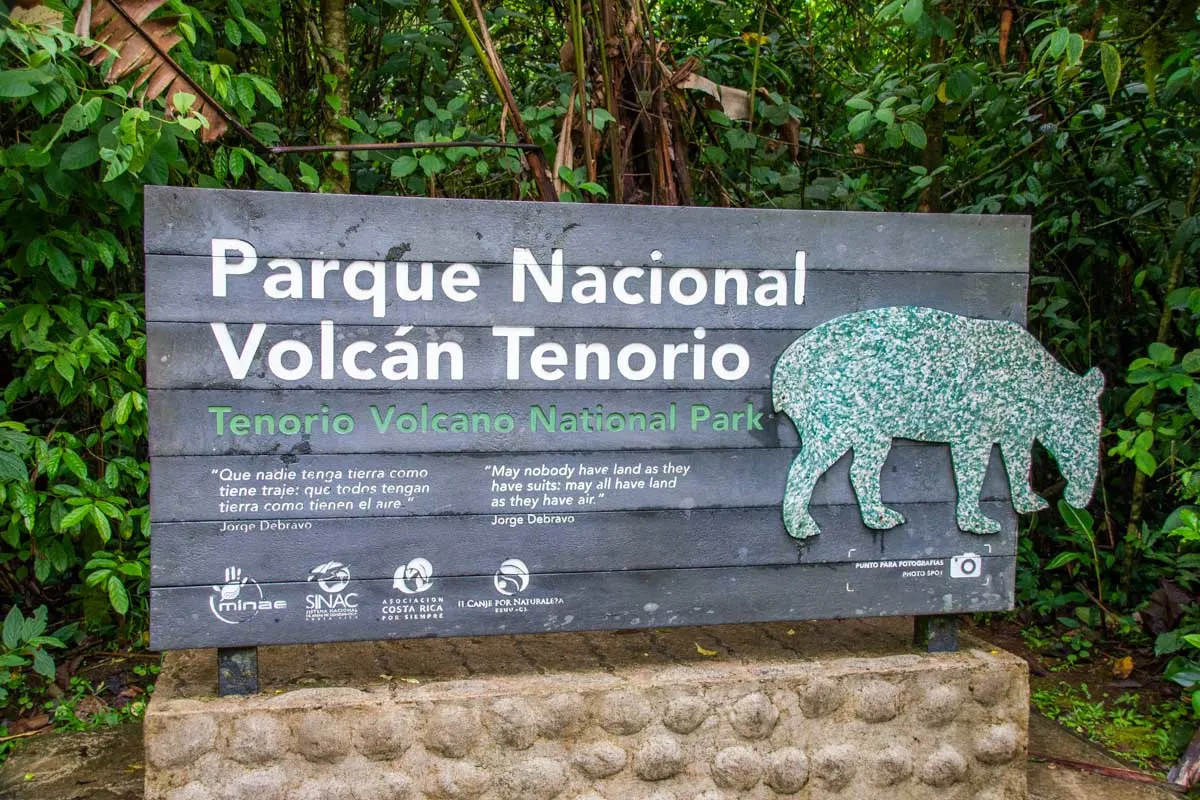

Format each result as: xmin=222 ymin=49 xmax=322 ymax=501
xmin=209 ymin=566 xmax=286 ymax=624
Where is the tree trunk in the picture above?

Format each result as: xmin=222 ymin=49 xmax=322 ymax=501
xmin=320 ymin=0 xmax=351 ymax=193
xmin=919 ymin=21 xmax=945 ymax=213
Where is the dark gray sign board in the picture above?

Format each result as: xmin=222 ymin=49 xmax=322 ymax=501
xmin=145 ymin=187 xmax=1031 ymax=650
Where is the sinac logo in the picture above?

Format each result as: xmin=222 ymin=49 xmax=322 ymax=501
xmin=493 ymin=558 xmax=530 ymax=596
xmin=308 ymin=561 xmax=351 ymax=593
xmin=305 ymin=560 xmax=358 ymax=622
xmin=394 ymin=558 xmax=434 ymax=595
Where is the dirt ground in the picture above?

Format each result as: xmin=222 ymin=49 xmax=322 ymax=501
xmin=0 ymin=723 xmax=143 ymax=800
xmin=975 ymin=617 xmax=1194 ymax=774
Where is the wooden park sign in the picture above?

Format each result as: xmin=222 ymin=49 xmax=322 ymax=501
xmin=145 ymin=187 xmax=1102 ymax=651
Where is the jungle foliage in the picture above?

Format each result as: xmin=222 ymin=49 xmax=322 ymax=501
xmin=1 ymin=0 xmax=1200 ymax=729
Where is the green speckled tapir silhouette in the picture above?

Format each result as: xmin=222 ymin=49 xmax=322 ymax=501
xmin=771 ymin=306 xmax=1104 ymax=539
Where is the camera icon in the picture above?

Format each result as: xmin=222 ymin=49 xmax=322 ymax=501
xmin=949 ymin=552 xmax=983 ymax=579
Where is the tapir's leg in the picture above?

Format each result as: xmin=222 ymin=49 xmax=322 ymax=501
xmin=999 ymin=439 xmax=1049 ymax=514
xmin=850 ymin=435 xmax=905 ymax=530
xmin=782 ymin=437 xmax=849 ymax=539
xmin=949 ymin=441 xmax=1002 ymax=534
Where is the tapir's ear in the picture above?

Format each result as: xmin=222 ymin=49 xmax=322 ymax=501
xmin=1082 ymin=367 xmax=1105 ymax=397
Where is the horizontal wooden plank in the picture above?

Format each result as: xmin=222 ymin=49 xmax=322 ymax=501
xmin=148 ymin=389 xmax=800 ymax=455
xmin=144 ymin=187 xmax=1031 ymax=273
xmin=148 ymin=556 xmax=1014 ymax=649
xmin=146 ymin=311 xmax=1035 ymax=391
xmin=150 ymin=501 xmax=1018 ymax=587
xmin=145 ymin=254 xmax=1027 ymax=326
xmin=148 ymin=444 xmax=1013 ymax=523
xmin=146 ymin=323 xmax=800 ymax=390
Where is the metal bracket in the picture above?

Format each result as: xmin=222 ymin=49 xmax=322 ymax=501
xmin=913 ymin=615 xmax=959 ymax=653
xmin=217 ymin=646 xmax=260 ymax=696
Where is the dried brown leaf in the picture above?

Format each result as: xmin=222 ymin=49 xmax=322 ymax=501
xmin=781 ymin=117 xmax=801 ymax=160
xmin=136 ymin=61 xmax=173 ymax=96
xmin=999 ymin=7 xmax=1012 ymax=65
xmin=1137 ymin=580 xmax=1191 ymax=635
xmin=10 ymin=714 xmax=50 ymax=734
xmin=74 ymin=694 xmax=108 ymax=718
xmin=553 ymin=88 xmax=577 ymax=195
xmin=74 ymin=0 xmax=93 ymax=39
xmin=665 ymin=56 xmax=701 ymax=87
xmin=675 ymin=70 xmax=750 ymax=120
xmin=102 ymin=0 xmax=164 ymax=26
xmin=80 ymin=0 xmax=227 ymax=141
xmin=11 ymin=5 xmax=64 ymax=29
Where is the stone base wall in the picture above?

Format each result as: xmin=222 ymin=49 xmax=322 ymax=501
xmin=144 ymin=619 xmax=1028 ymax=799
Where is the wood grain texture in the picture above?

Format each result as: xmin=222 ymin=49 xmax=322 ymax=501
xmin=150 ymin=501 xmax=1017 ymax=587
xmin=147 ymin=324 xmax=807 ymax=390
xmin=145 ymin=254 xmax=1027 ymax=326
xmin=149 ymin=557 xmax=1015 ymax=649
xmin=148 ymin=443 xmax=1013 ymax=522
xmin=144 ymin=186 xmax=1030 ymax=272
xmin=148 ymin=388 xmax=797 ymax=454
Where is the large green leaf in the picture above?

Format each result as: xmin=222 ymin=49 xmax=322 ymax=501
xmin=1044 ymin=552 xmax=1081 ymax=570
xmin=1048 ymin=27 xmax=1069 ymax=60
xmin=418 ymin=153 xmax=445 ymax=176
xmin=391 ymin=156 xmax=418 ymax=178
xmin=1100 ymin=43 xmax=1122 ymax=98
xmin=1149 ymin=341 xmax=1176 ymax=366
xmin=848 ymin=110 xmax=873 ymax=138
xmin=1066 ymin=33 xmax=1085 ymax=66
xmin=31 ymin=648 xmax=55 ymax=679
xmin=0 ymin=451 xmax=27 ymax=482
xmin=59 ymin=505 xmax=91 ymax=529
xmin=114 ymin=392 xmax=134 ymax=425
xmin=901 ymin=121 xmax=926 ymax=149
xmin=1188 ymin=384 xmax=1200 ymax=420
xmin=945 ymin=67 xmax=974 ymax=102
xmin=46 ymin=246 xmax=76 ymax=288
xmin=1057 ymin=499 xmax=1093 ymax=534
xmin=1182 ymin=349 xmax=1200 ymax=373
xmin=92 ymin=506 xmax=112 ymax=542
xmin=249 ymin=75 xmax=282 ymax=108
xmin=2 ymin=606 xmax=24 ymax=650
xmin=0 ymin=68 xmax=51 ymax=98
xmin=60 ymin=97 xmax=102 ymax=134
xmin=60 ymin=137 xmax=100 ymax=171
xmin=107 ymin=576 xmax=130 ymax=615
xmin=224 ymin=18 xmax=243 ymax=46
xmin=61 ymin=449 xmax=87 ymax=480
